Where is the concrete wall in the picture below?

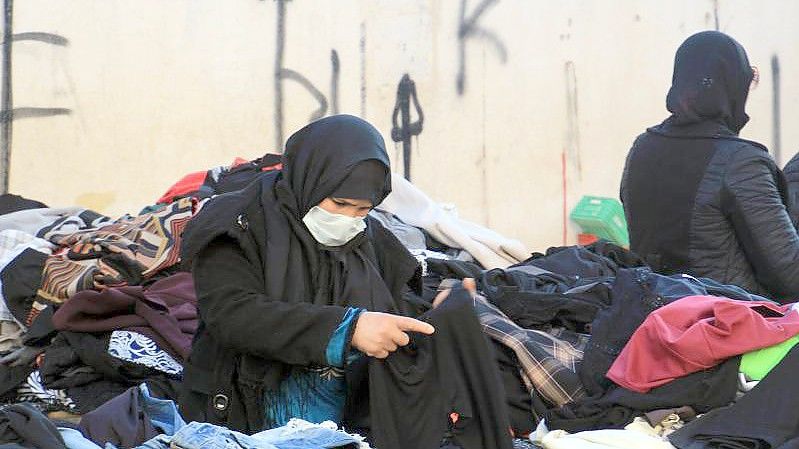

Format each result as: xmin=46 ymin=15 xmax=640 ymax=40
xmin=3 ymin=0 xmax=798 ymax=250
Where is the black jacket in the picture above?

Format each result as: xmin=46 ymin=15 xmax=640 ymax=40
xmin=783 ymin=152 xmax=799 ymax=225
xmin=178 ymin=173 xmax=419 ymax=432
xmin=621 ymin=32 xmax=799 ymax=302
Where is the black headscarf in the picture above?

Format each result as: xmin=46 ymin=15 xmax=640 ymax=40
xmin=276 ymin=115 xmax=391 ymax=216
xmin=266 ymin=114 xmax=400 ymax=312
xmin=659 ymin=31 xmax=755 ymax=136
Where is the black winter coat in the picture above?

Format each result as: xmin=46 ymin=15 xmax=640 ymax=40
xmin=782 ymin=152 xmax=799 ymax=225
xmin=621 ymin=31 xmax=799 ymax=303
xmin=621 ymin=124 xmax=799 ymax=302
xmin=178 ymin=174 xmax=420 ymax=433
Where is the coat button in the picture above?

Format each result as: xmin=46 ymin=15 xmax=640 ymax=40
xmin=236 ymin=214 xmax=249 ymax=231
xmin=212 ymin=393 xmax=229 ymax=411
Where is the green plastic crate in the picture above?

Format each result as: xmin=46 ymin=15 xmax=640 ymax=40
xmin=570 ymin=195 xmax=630 ymax=247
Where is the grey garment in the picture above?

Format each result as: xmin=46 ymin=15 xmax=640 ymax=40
xmin=0 ymin=344 xmax=42 ymax=366
xmin=368 ymin=209 xmax=427 ymax=251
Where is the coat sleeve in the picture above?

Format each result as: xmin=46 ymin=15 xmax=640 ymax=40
xmin=782 ymin=152 xmax=799 ymax=226
xmin=723 ymin=146 xmax=799 ymax=301
xmin=192 ymin=236 xmax=348 ymax=366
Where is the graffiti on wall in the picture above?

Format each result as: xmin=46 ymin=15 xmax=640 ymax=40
xmin=390 ymin=74 xmax=424 ymax=181
xmin=1 ymin=0 xmax=72 ymax=193
xmin=273 ymin=0 xmax=341 ymax=150
xmin=456 ymin=0 xmax=507 ymax=95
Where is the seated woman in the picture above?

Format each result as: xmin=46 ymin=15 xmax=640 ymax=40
xmin=179 ymin=115 xmax=434 ymax=431
xmin=620 ymin=31 xmax=799 ymax=302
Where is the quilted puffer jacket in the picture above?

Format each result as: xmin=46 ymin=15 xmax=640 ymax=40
xmin=620 ymin=31 xmax=799 ymax=303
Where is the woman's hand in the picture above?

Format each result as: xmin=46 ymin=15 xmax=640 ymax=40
xmin=351 ymin=312 xmax=435 ymax=359
xmin=432 ymin=277 xmax=477 ymax=308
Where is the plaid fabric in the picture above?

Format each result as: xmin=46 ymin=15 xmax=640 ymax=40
xmin=473 ymin=295 xmax=587 ymax=407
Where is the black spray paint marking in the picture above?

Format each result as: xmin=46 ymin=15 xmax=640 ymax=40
xmin=330 ymin=50 xmax=339 ymax=115
xmin=0 ymin=1 xmax=73 ymax=193
xmin=1 ymin=0 xmax=12 ymax=194
xmin=359 ymin=22 xmax=366 ymax=118
xmin=2 ymin=107 xmax=71 ymax=122
xmin=564 ymin=61 xmax=581 ymax=176
xmin=713 ymin=0 xmax=720 ymax=30
xmin=771 ymin=54 xmax=781 ymax=163
xmin=456 ymin=0 xmax=507 ymax=95
xmin=272 ymin=0 xmax=337 ymax=150
xmin=391 ymin=74 xmax=424 ymax=181
xmin=0 ymin=5 xmax=72 ymax=193
xmin=279 ymin=68 xmax=327 ymax=121
xmin=9 ymin=32 xmax=68 ymax=46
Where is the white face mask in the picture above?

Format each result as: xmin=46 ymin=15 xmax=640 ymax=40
xmin=302 ymin=205 xmax=366 ymax=247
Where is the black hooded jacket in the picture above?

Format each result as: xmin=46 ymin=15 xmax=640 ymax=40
xmin=621 ymin=31 xmax=799 ymax=302
xmin=178 ymin=115 xmax=420 ymax=432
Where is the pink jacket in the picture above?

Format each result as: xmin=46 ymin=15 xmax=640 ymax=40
xmin=607 ymin=295 xmax=799 ymax=393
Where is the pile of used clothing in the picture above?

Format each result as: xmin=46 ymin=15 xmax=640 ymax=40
xmin=417 ymin=239 xmax=799 ymax=449
xmin=0 ymin=154 xmax=539 ymax=449
xmin=8 ymin=151 xmax=795 ymax=449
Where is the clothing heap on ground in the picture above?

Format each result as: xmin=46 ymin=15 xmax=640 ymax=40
xmin=0 ymin=152 xmax=537 ymax=449
xmin=421 ymin=240 xmax=799 ymax=449
xmin=3 ymin=157 xmax=799 ymax=448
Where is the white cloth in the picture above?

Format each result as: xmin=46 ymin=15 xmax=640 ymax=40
xmin=532 ymin=420 xmax=676 ymax=449
xmin=108 ymin=331 xmax=183 ymax=376
xmin=377 ymin=175 xmax=529 ymax=269
xmin=0 ymin=207 xmax=85 ymax=236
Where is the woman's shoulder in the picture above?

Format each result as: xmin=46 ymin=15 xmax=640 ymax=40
xmin=181 ymin=173 xmax=277 ymax=264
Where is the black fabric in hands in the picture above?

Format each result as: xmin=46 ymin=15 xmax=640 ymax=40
xmin=368 ymin=289 xmax=513 ymax=449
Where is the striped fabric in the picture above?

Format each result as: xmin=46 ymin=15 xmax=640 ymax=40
xmin=473 ymin=295 xmax=589 ymax=408
xmin=16 ymin=370 xmax=75 ymax=413
xmin=37 ymin=198 xmax=200 ymax=304
xmin=37 ymin=256 xmax=123 ymax=306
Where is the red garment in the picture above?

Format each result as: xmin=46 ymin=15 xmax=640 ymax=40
xmin=607 ymin=295 xmax=799 ymax=393
xmin=156 ymin=170 xmax=207 ymax=204
xmin=156 ymin=157 xmax=254 ymax=204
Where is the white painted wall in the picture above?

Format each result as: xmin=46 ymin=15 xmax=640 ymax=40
xmin=4 ymin=0 xmax=798 ymax=250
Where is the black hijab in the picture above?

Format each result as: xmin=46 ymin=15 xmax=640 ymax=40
xmin=275 ymin=115 xmax=391 ymax=216
xmin=265 ymin=114 xmax=401 ymax=312
xmin=656 ymin=31 xmax=755 ymax=137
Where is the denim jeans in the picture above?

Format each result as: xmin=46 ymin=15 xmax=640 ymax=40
xmin=252 ymin=419 xmax=361 ymax=448
xmin=159 ymin=420 xmax=360 ymax=449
